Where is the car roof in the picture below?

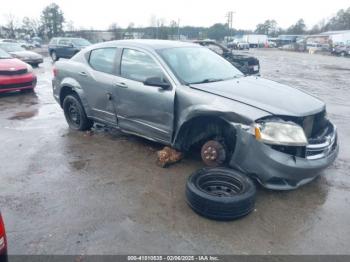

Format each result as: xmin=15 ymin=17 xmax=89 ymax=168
xmin=193 ymin=40 xmax=230 ymax=51
xmin=92 ymin=39 xmax=198 ymax=51
xmin=51 ymin=37 xmax=86 ymax=40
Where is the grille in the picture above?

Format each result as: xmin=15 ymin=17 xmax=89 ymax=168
xmin=0 ymin=81 xmax=33 ymax=89
xmin=306 ymin=124 xmax=337 ymax=160
xmin=311 ymin=110 xmax=327 ymax=137
xmin=302 ymin=110 xmax=327 ymax=138
xmin=0 ymin=68 xmax=28 ymax=76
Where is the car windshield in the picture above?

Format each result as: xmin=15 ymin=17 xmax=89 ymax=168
xmin=72 ymin=38 xmax=91 ymax=46
xmin=0 ymin=43 xmax=25 ymax=52
xmin=158 ymin=47 xmax=243 ymax=85
xmin=0 ymin=48 xmax=12 ymax=59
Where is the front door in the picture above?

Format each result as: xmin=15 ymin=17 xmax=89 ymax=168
xmin=113 ymin=48 xmax=175 ymax=143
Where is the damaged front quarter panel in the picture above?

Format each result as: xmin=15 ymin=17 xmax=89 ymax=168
xmin=171 ymin=85 xmax=271 ymax=151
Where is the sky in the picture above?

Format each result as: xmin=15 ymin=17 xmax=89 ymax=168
xmin=0 ymin=0 xmax=349 ymax=30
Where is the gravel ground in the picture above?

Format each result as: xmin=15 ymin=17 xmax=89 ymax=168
xmin=0 ymin=49 xmax=349 ymax=255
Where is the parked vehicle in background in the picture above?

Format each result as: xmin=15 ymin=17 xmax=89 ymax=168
xmin=0 ymin=39 xmax=39 ymax=49
xmin=0 ymin=42 xmax=43 ymax=67
xmin=31 ymin=37 xmax=43 ymax=48
xmin=275 ymin=35 xmax=301 ymax=47
xmin=306 ymin=42 xmax=330 ymax=53
xmin=267 ymin=41 xmax=277 ymax=48
xmin=237 ymin=34 xmax=268 ymax=48
xmin=0 ymin=212 xmax=7 ymax=262
xmin=52 ymin=40 xmax=338 ymax=190
xmin=0 ymin=39 xmax=16 ymax=43
xmin=194 ymin=40 xmax=259 ymax=75
xmin=332 ymin=44 xmax=350 ymax=56
xmin=18 ymin=40 xmax=35 ymax=50
xmin=228 ymin=41 xmax=250 ymax=50
xmin=48 ymin=37 xmax=91 ymax=61
xmin=0 ymin=48 xmax=37 ymax=94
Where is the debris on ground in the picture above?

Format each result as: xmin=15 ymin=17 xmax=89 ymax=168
xmin=156 ymin=146 xmax=183 ymax=168
xmin=84 ymin=130 xmax=94 ymax=137
xmin=8 ymin=110 xmax=38 ymax=120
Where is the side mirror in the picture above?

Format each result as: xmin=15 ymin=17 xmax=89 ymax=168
xmin=144 ymin=77 xmax=171 ymax=89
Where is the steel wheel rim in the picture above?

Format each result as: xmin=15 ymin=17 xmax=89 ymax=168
xmin=197 ymin=174 xmax=243 ymax=197
xmin=67 ymin=101 xmax=80 ymax=126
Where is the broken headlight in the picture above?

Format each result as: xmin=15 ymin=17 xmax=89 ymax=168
xmin=252 ymin=121 xmax=307 ymax=146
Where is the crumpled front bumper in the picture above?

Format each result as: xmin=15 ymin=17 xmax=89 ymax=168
xmin=229 ymin=125 xmax=339 ymax=190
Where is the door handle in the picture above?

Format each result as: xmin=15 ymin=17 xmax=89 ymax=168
xmin=114 ymin=82 xmax=128 ymax=88
xmin=79 ymin=71 xmax=88 ymax=77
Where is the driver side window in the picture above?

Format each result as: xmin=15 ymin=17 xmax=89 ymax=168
xmin=121 ymin=48 xmax=165 ymax=82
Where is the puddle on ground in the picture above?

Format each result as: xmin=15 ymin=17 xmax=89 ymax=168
xmin=323 ymin=65 xmax=350 ymax=71
xmin=8 ymin=110 xmax=38 ymax=120
xmin=69 ymin=159 xmax=90 ymax=170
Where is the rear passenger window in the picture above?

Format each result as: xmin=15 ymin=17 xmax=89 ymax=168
xmin=58 ymin=39 xmax=70 ymax=45
xmin=89 ymin=48 xmax=117 ymax=74
xmin=50 ymin=38 xmax=58 ymax=45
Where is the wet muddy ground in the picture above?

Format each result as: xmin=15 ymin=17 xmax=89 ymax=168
xmin=0 ymin=50 xmax=349 ymax=254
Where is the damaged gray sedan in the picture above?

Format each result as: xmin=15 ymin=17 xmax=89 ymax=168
xmin=52 ymin=40 xmax=339 ymax=190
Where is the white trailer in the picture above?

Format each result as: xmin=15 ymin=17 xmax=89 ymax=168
xmin=241 ymin=34 xmax=268 ymax=47
xmin=330 ymin=32 xmax=350 ymax=45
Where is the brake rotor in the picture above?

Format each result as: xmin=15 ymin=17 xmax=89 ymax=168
xmin=201 ymin=140 xmax=227 ymax=167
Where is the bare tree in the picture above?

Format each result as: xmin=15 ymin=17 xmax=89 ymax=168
xmin=4 ymin=13 xmax=19 ymax=38
xmin=149 ymin=15 xmax=157 ymax=27
xmin=66 ymin=20 xmax=75 ymax=32
xmin=22 ymin=17 xmax=41 ymax=37
xmin=109 ymin=22 xmax=122 ymax=40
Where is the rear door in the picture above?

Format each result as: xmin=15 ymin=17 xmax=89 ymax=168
xmin=77 ymin=47 xmax=120 ymax=124
xmin=112 ymin=48 xmax=175 ymax=143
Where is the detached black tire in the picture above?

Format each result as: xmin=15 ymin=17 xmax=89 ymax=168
xmin=186 ymin=167 xmax=256 ymax=221
xmin=63 ymin=94 xmax=93 ymax=131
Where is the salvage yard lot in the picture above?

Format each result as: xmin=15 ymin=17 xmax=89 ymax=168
xmin=0 ymin=49 xmax=350 ymax=254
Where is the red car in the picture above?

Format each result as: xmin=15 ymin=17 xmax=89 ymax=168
xmin=0 ymin=48 xmax=37 ymax=94
xmin=0 ymin=212 xmax=7 ymax=262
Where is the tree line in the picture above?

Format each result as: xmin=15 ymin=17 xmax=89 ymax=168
xmin=255 ymin=7 xmax=350 ymax=36
xmin=0 ymin=3 xmax=349 ymax=41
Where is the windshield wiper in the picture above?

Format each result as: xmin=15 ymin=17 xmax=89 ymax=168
xmin=189 ymin=78 xmax=224 ymax=85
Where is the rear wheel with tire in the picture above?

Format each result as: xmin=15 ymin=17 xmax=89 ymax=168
xmin=51 ymin=51 xmax=59 ymax=61
xmin=186 ymin=167 xmax=256 ymax=221
xmin=63 ymin=94 xmax=93 ymax=131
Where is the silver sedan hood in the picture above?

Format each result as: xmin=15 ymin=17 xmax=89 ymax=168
xmin=190 ymin=76 xmax=325 ymax=117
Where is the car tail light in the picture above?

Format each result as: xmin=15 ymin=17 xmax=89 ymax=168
xmin=53 ymin=67 xmax=58 ymax=77
xmin=0 ymin=214 xmax=7 ymax=255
